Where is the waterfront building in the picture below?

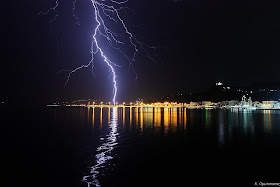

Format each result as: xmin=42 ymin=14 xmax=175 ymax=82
xmin=262 ymin=101 xmax=279 ymax=108
xmin=253 ymin=101 xmax=262 ymax=108
xmin=248 ymin=97 xmax=253 ymax=107
xmin=202 ymin=101 xmax=212 ymax=106
xmin=229 ymin=100 xmax=238 ymax=106
xmin=186 ymin=102 xmax=201 ymax=109
xmin=222 ymin=101 xmax=229 ymax=105
xmin=221 ymin=100 xmax=238 ymax=107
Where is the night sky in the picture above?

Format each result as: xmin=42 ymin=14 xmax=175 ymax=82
xmin=2 ymin=0 xmax=280 ymax=105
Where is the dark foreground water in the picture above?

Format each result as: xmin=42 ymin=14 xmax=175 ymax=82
xmin=3 ymin=106 xmax=280 ymax=186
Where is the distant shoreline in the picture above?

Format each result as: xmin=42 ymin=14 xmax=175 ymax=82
xmin=46 ymin=105 xmax=280 ymax=110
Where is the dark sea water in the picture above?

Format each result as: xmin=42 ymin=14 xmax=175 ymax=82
xmin=3 ymin=106 xmax=280 ymax=186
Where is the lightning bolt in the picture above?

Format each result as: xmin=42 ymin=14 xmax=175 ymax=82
xmin=38 ymin=0 xmax=59 ymax=23
xmin=39 ymin=0 xmax=159 ymax=105
xmin=92 ymin=0 xmax=118 ymax=104
xmin=72 ymin=0 xmax=80 ymax=25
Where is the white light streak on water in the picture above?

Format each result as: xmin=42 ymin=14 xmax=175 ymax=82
xmin=83 ymin=107 xmax=118 ymax=186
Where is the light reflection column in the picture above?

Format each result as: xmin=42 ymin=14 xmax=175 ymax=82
xmin=88 ymin=107 xmax=90 ymax=124
xmin=154 ymin=107 xmax=161 ymax=134
xmin=164 ymin=108 xmax=170 ymax=135
xmin=184 ymin=108 xmax=187 ymax=133
xmin=140 ymin=107 xmax=144 ymax=132
xmin=135 ymin=107 xmax=139 ymax=126
xmin=108 ymin=107 xmax=111 ymax=123
xmin=92 ymin=107 xmax=95 ymax=126
xmin=178 ymin=108 xmax=182 ymax=127
xmin=100 ymin=107 xmax=103 ymax=127
xmin=122 ymin=107 xmax=125 ymax=127
xmin=130 ymin=107 xmax=132 ymax=126
xmin=218 ymin=110 xmax=225 ymax=147
xmin=170 ymin=108 xmax=177 ymax=134
xmin=263 ymin=110 xmax=272 ymax=134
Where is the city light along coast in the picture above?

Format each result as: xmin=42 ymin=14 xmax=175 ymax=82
xmin=48 ymin=96 xmax=280 ymax=110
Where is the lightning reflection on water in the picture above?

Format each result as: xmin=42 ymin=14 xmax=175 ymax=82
xmin=82 ymin=107 xmax=118 ymax=186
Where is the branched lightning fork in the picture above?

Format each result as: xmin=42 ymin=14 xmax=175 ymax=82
xmin=38 ymin=0 xmax=59 ymax=23
xmin=39 ymin=0 xmax=160 ymax=104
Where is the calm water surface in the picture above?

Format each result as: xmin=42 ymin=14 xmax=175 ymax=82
xmin=4 ymin=107 xmax=280 ymax=186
